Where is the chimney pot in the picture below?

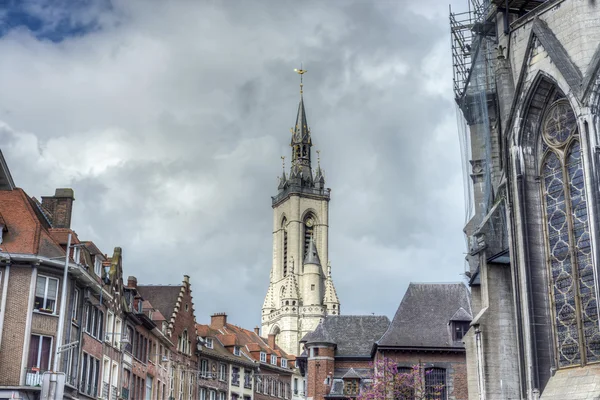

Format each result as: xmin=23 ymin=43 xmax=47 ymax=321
xmin=41 ymin=188 xmax=75 ymax=228
xmin=254 ymin=326 xmax=260 ymax=335
xmin=268 ymin=333 xmax=276 ymax=349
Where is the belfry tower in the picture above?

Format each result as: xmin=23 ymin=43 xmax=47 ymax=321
xmin=262 ymin=69 xmax=340 ymax=356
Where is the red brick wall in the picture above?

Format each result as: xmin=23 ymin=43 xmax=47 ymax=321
xmin=377 ymin=350 xmax=468 ymax=400
xmin=305 ymin=346 xmax=336 ymax=400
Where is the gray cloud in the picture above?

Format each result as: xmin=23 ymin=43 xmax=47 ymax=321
xmin=0 ymin=0 xmax=468 ymax=327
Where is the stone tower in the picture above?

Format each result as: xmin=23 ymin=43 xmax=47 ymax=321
xmin=262 ymin=71 xmax=340 ymax=356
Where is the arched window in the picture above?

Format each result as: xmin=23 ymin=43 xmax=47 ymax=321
xmin=282 ymin=218 xmax=288 ymax=276
xmin=303 ymin=214 xmax=315 ymax=261
xmin=541 ymin=99 xmax=600 ymax=367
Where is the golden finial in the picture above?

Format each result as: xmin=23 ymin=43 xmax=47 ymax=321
xmin=294 ymin=65 xmax=307 ymax=95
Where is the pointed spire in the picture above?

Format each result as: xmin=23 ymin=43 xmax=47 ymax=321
xmin=289 ymin=67 xmax=312 ymax=182
xmin=278 ymin=156 xmax=287 ymax=191
xmin=262 ymin=269 xmax=275 ymax=310
xmin=324 ymin=261 xmax=340 ymax=310
xmin=304 ymin=235 xmax=321 ymax=265
xmin=281 ymin=257 xmax=300 ymax=301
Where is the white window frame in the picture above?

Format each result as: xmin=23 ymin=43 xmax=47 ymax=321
xmin=28 ymin=334 xmax=53 ymax=371
xmin=219 ymin=392 xmax=226 ymax=400
xmin=102 ymin=356 xmax=111 ymax=399
xmin=71 ymin=288 xmax=80 ymax=322
xmin=260 ymin=352 xmax=267 ymax=362
xmin=73 ymin=246 xmax=81 ymax=265
xmin=271 ymin=355 xmax=277 ymax=365
xmin=113 ymin=318 xmax=122 ymax=349
xmin=199 ymin=388 xmax=207 ymax=400
xmin=281 ymin=359 xmax=287 ymax=368
xmin=210 ymin=390 xmax=216 ymax=400
xmin=34 ymin=275 xmax=59 ymax=314
xmin=94 ymin=257 xmax=102 ymax=276
xmin=105 ymin=311 xmax=114 ymax=343
xmin=205 ymin=338 xmax=213 ymax=349
xmin=219 ymin=363 xmax=227 ymax=381
xmin=233 ymin=346 xmax=240 ymax=356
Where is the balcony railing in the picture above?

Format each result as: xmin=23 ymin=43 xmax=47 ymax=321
xmin=80 ymin=382 xmax=98 ymax=397
xmin=25 ymin=369 xmax=45 ymax=386
xmin=121 ymin=387 xmax=129 ymax=400
xmin=111 ymin=385 xmax=118 ymax=400
xmin=103 ymin=382 xmax=110 ymax=398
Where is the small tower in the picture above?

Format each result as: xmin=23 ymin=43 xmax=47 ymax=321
xmin=323 ymin=261 xmax=340 ymax=315
xmin=262 ymin=68 xmax=340 ymax=356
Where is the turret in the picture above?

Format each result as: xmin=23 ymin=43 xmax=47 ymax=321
xmin=303 ymin=235 xmax=323 ymax=305
xmin=280 ymin=257 xmax=300 ymax=312
xmin=323 ymin=261 xmax=340 ymax=315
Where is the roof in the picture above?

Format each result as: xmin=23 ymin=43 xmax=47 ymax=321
xmin=137 ymin=285 xmax=182 ymax=322
xmin=377 ymin=283 xmax=472 ymax=349
xmin=196 ymin=323 xmax=258 ymax=368
xmin=303 ymin=234 xmax=321 ymax=265
xmin=0 ymin=149 xmax=15 ymax=191
xmin=0 ymin=188 xmax=64 ymax=258
xmin=302 ymin=315 xmax=391 ymax=357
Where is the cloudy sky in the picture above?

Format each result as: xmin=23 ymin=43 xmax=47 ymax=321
xmin=0 ymin=0 xmax=469 ymax=328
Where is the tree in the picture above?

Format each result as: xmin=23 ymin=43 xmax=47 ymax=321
xmin=356 ymin=357 xmax=444 ymax=400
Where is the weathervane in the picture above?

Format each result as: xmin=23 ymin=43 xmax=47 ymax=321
xmin=294 ymin=65 xmax=307 ymax=95
xmin=281 ymin=156 xmax=286 ymax=172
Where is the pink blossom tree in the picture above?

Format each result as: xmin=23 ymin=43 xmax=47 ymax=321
xmin=356 ymin=357 xmax=444 ymax=400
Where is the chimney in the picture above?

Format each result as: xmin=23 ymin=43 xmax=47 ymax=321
xmin=41 ymin=188 xmax=75 ymax=228
xmin=211 ymin=313 xmax=227 ymax=329
xmin=254 ymin=326 xmax=260 ymax=335
xmin=127 ymin=276 xmax=137 ymax=288
xmin=268 ymin=333 xmax=276 ymax=349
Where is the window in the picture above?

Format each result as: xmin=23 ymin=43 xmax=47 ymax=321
xmin=114 ymin=318 xmax=122 ymax=348
xmin=282 ymin=218 xmax=288 ymax=276
xmin=452 ymin=321 xmax=470 ymax=341
xmin=73 ymin=246 xmax=81 ymax=264
xmin=540 ymin=99 xmax=600 ymax=367
xmin=271 ymin=355 xmax=277 ymax=365
xmin=244 ymin=369 xmax=252 ymax=388
xmin=231 ymin=367 xmax=240 ymax=386
xmin=343 ymin=380 xmax=359 ymax=396
xmin=81 ymin=353 xmax=100 ymax=397
xmin=210 ymin=390 xmax=216 ymax=400
xmin=233 ymin=346 xmax=240 ymax=356
xmin=278 ymin=381 xmax=283 ymax=398
xmin=85 ymin=305 xmax=104 ymax=340
xmin=27 ymin=334 xmax=52 ymax=372
xmin=145 ymin=376 xmax=153 ymax=400
xmin=34 ymin=275 xmax=59 ymax=313
xmin=219 ymin=392 xmax=226 ymax=400
xmin=425 ymin=368 xmax=446 ymax=400
xmin=106 ymin=312 xmax=114 ymax=342
xmin=94 ymin=257 xmax=102 ymax=276
xmin=72 ymin=288 xmax=80 ymax=321
xmin=205 ymin=338 xmax=213 ymax=349
xmin=260 ymin=352 xmax=267 ymax=362
xmin=394 ymin=367 xmax=415 ymax=399
xmin=281 ymin=359 xmax=287 ymax=368
xmin=303 ymin=215 xmax=315 ymax=260
xmin=200 ymin=359 xmax=209 ymax=377
xmin=219 ymin=363 xmax=227 ymax=381
xmin=199 ymin=388 xmax=206 ymax=400
xmin=102 ymin=358 xmax=111 ymax=399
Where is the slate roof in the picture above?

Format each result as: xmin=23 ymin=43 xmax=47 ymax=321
xmin=301 ymin=315 xmax=390 ymax=357
xmin=377 ymin=283 xmax=472 ymax=349
xmin=137 ymin=285 xmax=182 ymax=322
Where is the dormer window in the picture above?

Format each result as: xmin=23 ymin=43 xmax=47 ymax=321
xmin=271 ymin=355 xmax=277 ymax=365
xmin=206 ymin=338 xmax=213 ymax=349
xmin=260 ymin=352 xmax=267 ymax=362
xmin=281 ymin=359 xmax=287 ymax=368
xmin=73 ymin=246 xmax=81 ymax=265
xmin=452 ymin=321 xmax=470 ymax=341
xmin=94 ymin=257 xmax=102 ymax=276
xmin=234 ymin=346 xmax=241 ymax=356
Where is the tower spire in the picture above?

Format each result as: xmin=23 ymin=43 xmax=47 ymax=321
xmin=289 ymin=66 xmax=313 ymax=185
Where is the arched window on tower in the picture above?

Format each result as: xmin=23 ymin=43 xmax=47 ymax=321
xmin=303 ymin=214 xmax=315 ymax=261
xmin=540 ymin=99 xmax=600 ymax=367
xmin=282 ymin=218 xmax=288 ymax=276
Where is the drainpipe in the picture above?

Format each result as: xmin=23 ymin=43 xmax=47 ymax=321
xmin=475 ymin=326 xmax=486 ymax=400
xmin=0 ymin=264 xmax=10 ymax=348
xmin=54 ymin=233 xmax=72 ymax=372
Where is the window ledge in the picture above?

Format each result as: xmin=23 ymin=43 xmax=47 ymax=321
xmin=33 ymin=310 xmax=59 ymax=318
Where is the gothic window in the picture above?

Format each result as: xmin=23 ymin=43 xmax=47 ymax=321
xmin=282 ymin=218 xmax=288 ymax=276
xmin=541 ymin=99 xmax=600 ymax=367
xmin=303 ymin=214 xmax=315 ymax=260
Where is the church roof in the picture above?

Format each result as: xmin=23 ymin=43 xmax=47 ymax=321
xmin=302 ymin=315 xmax=390 ymax=357
xmin=377 ymin=283 xmax=472 ymax=349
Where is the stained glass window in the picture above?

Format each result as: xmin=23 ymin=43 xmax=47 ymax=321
xmin=541 ymin=99 xmax=600 ymax=367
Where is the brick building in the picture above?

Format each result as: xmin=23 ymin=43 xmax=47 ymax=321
xmin=298 ymin=315 xmax=390 ymax=400
xmin=138 ymin=276 xmax=199 ymax=400
xmin=374 ymin=283 xmax=471 ymax=400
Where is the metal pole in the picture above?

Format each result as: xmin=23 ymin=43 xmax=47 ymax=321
xmin=53 ymin=233 xmax=71 ymax=372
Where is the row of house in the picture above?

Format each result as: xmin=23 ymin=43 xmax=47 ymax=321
xmin=0 ymin=151 xmax=303 ymax=400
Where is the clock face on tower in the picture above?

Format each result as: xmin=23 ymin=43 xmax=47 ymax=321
xmin=305 ymin=218 xmax=314 ymax=227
